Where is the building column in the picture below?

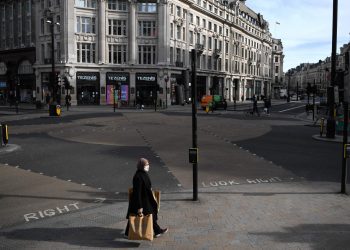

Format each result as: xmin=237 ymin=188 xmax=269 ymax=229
xmin=129 ymin=71 xmax=136 ymax=105
xmin=157 ymin=0 xmax=168 ymax=65
xmin=64 ymin=0 xmax=76 ymax=63
xmin=99 ymin=0 xmax=106 ymax=64
xmin=129 ymin=0 xmax=137 ymax=65
xmin=206 ymin=76 xmax=211 ymax=95
xmin=100 ymin=71 xmax=106 ymax=105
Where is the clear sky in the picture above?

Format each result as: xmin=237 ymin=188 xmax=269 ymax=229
xmin=246 ymin=0 xmax=350 ymax=72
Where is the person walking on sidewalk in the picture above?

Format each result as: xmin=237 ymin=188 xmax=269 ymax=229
xmin=252 ymin=95 xmax=260 ymax=116
xmin=125 ymin=158 xmax=168 ymax=238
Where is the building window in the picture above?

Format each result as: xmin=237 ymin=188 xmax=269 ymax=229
xmin=208 ymin=56 xmax=212 ymax=70
xmin=176 ymin=26 xmax=181 ymax=39
xmin=225 ymin=59 xmax=228 ymax=71
xmin=196 ymin=16 xmax=200 ymax=26
xmin=138 ymin=45 xmax=156 ymax=64
xmin=275 ymin=56 xmax=278 ymax=62
xmin=75 ymin=0 xmax=97 ymax=8
xmin=225 ymin=42 xmax=228 ymax=54
xmin=202 ymin=35 xmax=206 ymax=48
xmin=108 ymin=19 xmax=127 ymax=36
xmin=41 ymin=44 xmax=45 ymax=62
xmin=176 ymin=6 xmax=181 ymax=17
xmin=189 ymin=13 xmax=193 ymax=23
xmin=275 ymin=65 xmax=279 ymax=74
xmin=108 ymin=44 xmax=127 ymax=64
xmin=56 ymin=42 xmax=61 ymax=62
xmin=138 ymin=21 xmax=156 ymax=37
xmin=189 ymin=31 xmax=193 ymax=44
xmin=208 ymin=37 xmax=212 ymax=49
xmin=137 ymin=2 xmax=157 ymax=13
xmin=176 ymin=48 xmax=181 ymax=62
xmin=170 ymin=23 xmax=173 ymax=38
xmin=170 ymin=47 xmax=173 ymax=64
xmin=208 ymin=21 xmax=212 ymax=30
xmin=77 ymin=43 xmax=96 ymax=63
xmin=41 ymin=18 xmax=45 ymax=34
xmin=108 ymin=0 xmax=128 ymax=11
xmin=182 ymin=27 xmax=186 ymax=41
xmin=76 ymin=16 xmax=96 ymax=34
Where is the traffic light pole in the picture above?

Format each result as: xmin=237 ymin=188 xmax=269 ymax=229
xmin=191 ymin=49 xmax=198 ymax=201
xmin=341 ymin=101 xmax=348 ymax=194
xmin=327 ymin=0 xmax=338 ymax=138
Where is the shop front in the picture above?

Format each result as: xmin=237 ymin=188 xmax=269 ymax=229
xmin=170 ymin=73 xmax=185 ymax=105
xmin=245 ymin=80 xmax=253 ymax=100
xmin=106 ymin=72 xmax=129 ymax=106
xmin=18 ymin=74 xmax=35 ymax=103
xmin=76 ymin=72 xmax=100 ymax=105
xmin=135 ymin=73 xmax=157 ymax=107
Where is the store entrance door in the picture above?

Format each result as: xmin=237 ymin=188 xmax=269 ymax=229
xmin=77 ymin=85 xmax=99 ymax=105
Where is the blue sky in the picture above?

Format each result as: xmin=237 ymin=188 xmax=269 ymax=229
xmin=246 ymin=0 xmax=350 ymax=72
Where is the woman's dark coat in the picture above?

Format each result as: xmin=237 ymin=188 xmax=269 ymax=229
xmin=126 ymin=170 xmax=158 ymax=220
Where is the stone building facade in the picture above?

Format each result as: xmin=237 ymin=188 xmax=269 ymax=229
xmin=286 ymin=42 xmax=350 ymax=99
xmin=0 ymin=0 xmax=283 ymax=106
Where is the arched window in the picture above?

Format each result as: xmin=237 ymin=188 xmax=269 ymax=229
xmin=0 ymin=62 xmax=7 ymax=75
xmin=18 ymin=60 xmax=34 ymax=74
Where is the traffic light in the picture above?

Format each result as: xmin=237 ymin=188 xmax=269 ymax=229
xmin=63 ymin=76 xmax=70 ymax=90
xmin=55 ymin=73 xmax=61 ymax=85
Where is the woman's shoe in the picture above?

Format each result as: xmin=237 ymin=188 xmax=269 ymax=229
xmin=155 ymin=228 xmax=168 ymax=238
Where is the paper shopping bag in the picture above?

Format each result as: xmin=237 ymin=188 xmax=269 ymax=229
xmin=128 ymin=188 xmax=161 ymax=211
xmin=128 ymin=214 xmax=154 ymax=241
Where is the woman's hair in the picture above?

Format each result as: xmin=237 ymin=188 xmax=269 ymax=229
xmin=137 ymin=158 xmax=149 ymax=170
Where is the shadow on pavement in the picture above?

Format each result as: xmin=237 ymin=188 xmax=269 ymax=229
xmin=250 ymin=224 xmax=350 ymax=249
xmin=1 ymin=227 xmax=140 ymax=248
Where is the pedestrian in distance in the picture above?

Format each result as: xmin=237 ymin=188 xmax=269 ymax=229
xmin=252 ymin=95 xmax=260 ymax=116
xmin=125 ymin=158 xmax=168 ymax=238
xmin=65 ymin=94 xmax=71 ymax=110
xmin=263 ymin=97 xmax=271 ymax=115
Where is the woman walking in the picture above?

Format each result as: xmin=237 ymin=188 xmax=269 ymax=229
xmin=125 ymin=158 xmax=168 ymax=238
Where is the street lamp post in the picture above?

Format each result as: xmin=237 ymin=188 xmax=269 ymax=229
xmin=45 ymin=10 xmax=60 ymax=114
xmin=326 ymin=0 xmax=338 ymax=138
xmin=191 ymin=49 xmax=198 ymax=201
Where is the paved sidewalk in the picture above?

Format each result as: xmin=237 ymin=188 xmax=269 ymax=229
xmin=0 ymin=177 xmax=349 ymax=249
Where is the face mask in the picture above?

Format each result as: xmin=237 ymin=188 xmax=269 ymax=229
xmin=144 ymin=164 xmax=150 ymax=172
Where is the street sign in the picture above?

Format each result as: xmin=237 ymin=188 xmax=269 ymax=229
xmin=189 ymin=148 xmax=198 ymax=164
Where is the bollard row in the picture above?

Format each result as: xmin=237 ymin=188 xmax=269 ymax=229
xmin=0 ymin=123 xmax=9 ymax=146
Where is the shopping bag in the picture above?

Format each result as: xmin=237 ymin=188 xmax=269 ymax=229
xmin=128 ymin=214 xmax=154 ymax=241
xmin=128 ymin=188 xmax=161 ymax=211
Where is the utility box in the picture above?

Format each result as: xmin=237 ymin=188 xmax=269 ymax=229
xmin=189 ymin=148 xmax=198 ymax=164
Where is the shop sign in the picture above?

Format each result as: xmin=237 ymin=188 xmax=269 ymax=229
xmin=0 ymin=82 xmax=6 ymax=88
xmin=106 ymin=72 xmax=129 ymax=85
xmin=76 ymin=72 xmax=100 ymax=83
xmin=136 ymin=73 xmax=157 ymax=84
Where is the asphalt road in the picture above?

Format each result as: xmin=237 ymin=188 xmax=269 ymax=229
xmin=0 ymin=107 xmax=346 ymax=229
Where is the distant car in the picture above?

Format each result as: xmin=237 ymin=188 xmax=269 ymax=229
xmin=200 ymin=95 xmax=227 ymax=110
